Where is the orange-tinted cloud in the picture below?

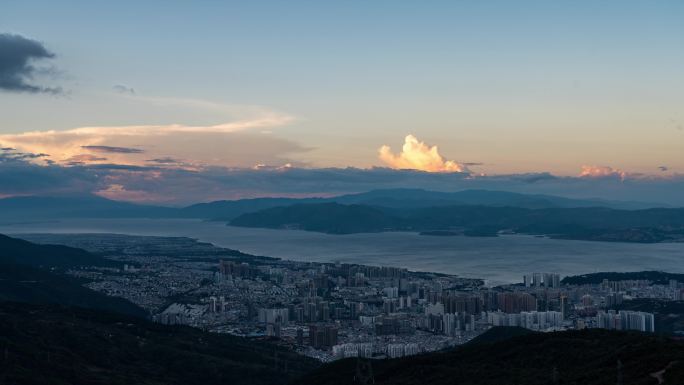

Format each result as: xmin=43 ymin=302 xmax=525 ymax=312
xmin=94 ymin=183 xmax=163 ymax=203
xmin=579 ymin=165 xmax=627 ymax=180
xmin=379 ymin=134 xmax=467 ymax=173
xmin=64 ymin=154 xmax=107 ymax=165
xmin=0 ymin=109 xmax=297 ymax=168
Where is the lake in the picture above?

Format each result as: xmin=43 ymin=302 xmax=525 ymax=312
xmin=2 ymin=218 xmax=684 ymax=285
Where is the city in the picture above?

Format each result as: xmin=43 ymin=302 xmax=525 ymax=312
xmin=23 ymin=233 xmax=673 ymax=362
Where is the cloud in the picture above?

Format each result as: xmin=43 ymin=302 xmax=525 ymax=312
xmin=0 ymin=106 xmax=298 ymax=167
xmin=94 ymin=183 xmax=161 ymax=202
xmin=0 ymin=148 xmax=49 ymax=162
xmin=0 ymin=33 xmax=61 ymax=93
xmin=113 ymin=84 xmax=135 ymax=95
xmin=64 ymin=154 xmax=107 ymax=165
xmin=379 ymin=135 xmax=467 ymax=173
xmin=252 ymin=163 xmax=293 ymax=170
xmin=82 ymin=145 xmax=144 ymax=154
xmin=579 ymin=165 xmax=627 ymax=180
xmin=146 ymin=157 xmax=182 ymax=164
xmin=0 ymin=157 xmax=99 ymax=196
xmin=3 ymin=154 xmax=684 ymax=206
xmin=508 ymin=172 xmax=558 ymax=184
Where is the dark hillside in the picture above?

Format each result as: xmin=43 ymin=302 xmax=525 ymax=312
xmin=0 ymin=302 xmax=319 ymax=385
xmin=298 ymin=329 xmax=684 ymax=385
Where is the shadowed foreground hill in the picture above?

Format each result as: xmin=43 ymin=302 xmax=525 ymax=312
xmin=0 ymin=234 xmax=146 ymax=317
xmin=0 ymin=302 xmax=319 ymax=385
xmin=298 ymin=329 xmax=684 ymax=385
xmin=0 ymin=262 xmax=147 ymax=318
xmin=0 ymin=233 xmax=116 ymax=269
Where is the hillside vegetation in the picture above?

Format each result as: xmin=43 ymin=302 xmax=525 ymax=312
xmin=0 ymin=302 xmax=319 ymax=385
xmin=299 ymin=329 xmax=684 ymax=385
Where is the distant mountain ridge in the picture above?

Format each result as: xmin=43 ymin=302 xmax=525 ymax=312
xmin=230 ymin=202 xmax=397 ymax=233
xmin=182 ymin=189 xmax=665 ymax=221
xmin=230 ymin=203 xmax=684 ymax=242
xmin=0 ymin=194 xmax=176 ymax=220
xmin=332 ymin=188 xmax=662 ymax=210
xmin=0 ymin=189 xmax=669 ymax=222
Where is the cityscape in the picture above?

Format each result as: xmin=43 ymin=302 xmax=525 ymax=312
xmin=23 ymin=233 xmax=670 ymax=363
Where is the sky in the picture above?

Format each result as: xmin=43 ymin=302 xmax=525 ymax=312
xmin=1 ymin=1 xmax=684 ymax=204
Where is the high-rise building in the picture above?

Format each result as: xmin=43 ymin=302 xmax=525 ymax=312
xmin=560 ymin=295 xmax=568 ymax=319
xmin=424 ymin=302 xmax=445 ymax=316
xmin=309 ymin=324 xmax=338 ymax=349
xmin=258 ymin=308 xmax=289 ymax=325
xmin=596 ymin=310 xmax=655 ymax=333
xmin=219 ymin=260 xmax=257 ymax=279
xmin=443 ymin=313 xmax=458 ymax=336
xmin=533 ymin=273 xmax=542 ymax=287
xmin=523 ymin=274 xmax=533 ymax=288
xmin=383 ymin=287 xmax=399 ymax=298
xmin=497 ymin=292 xmax=537 ymax=313
xmin=443 ymin=294 xmax=482 ymax=315
xmin=307 ymin=302 xmax=318 ymax=322
xmin=266 ymin=322 xmax=281 ymax=338
xmin=324 ymin=325 xmax=338 ymax=347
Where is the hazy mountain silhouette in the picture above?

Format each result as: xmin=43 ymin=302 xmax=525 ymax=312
xmin=0 ymin=189 xmax=666 ymax=222
xmin=231 ymin=203 xmax=684 ymax=242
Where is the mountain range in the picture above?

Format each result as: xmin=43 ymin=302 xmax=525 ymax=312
xmin=0 ymin=188 xmax=670 ymax=223
xmin=230 ymin=203 xmax=684 ymax=242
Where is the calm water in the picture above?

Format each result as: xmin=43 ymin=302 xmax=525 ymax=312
xmin=2 ymin=218 xmax=684 ymax=285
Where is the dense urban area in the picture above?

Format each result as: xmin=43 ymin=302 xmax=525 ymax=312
xmin=19 ymin=233 xmax=680 ymax=362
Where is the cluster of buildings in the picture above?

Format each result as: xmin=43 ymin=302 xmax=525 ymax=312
xmin=523 ymin=272 xmax=561 ymax=288
xmin=53 ymin=234 xmax=682 ymax=362
xmin=485 ymin=310 xmax=564 ymax=330
xmin=595 ymin=310 xmax=655 ymax=333
xmin=199 ymin=261 xmax=673 ymax=360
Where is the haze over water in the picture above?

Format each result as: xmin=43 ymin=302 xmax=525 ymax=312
xmin=3 ymin=218 xmax=684 ymax=285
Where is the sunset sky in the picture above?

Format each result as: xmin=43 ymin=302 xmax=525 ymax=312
xmin=1 ymin=1 xmax=684 ymax=204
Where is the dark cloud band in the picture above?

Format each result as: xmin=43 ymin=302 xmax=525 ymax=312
xmin=82 ymin=145 xmax=145 ymax=154
xmin=0 ymin=33 xmax=61 ymax=93
xmin=1 ymin=154 xmax=683 ymax=206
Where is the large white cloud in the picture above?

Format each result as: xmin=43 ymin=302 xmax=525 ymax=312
xmin=579 ymin=165 xmax=627 ymax=181
xmin=378 ymin=135 xmax=467 ymax=173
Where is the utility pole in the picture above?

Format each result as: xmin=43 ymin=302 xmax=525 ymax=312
xmin=617 ymin=359 xmax=623 ymax=385
xmin=273 ymin=348 xmax=279 ymax=370
xmin=552 ymin=366 xmax=559 ymax=385
xmin=354 ymin=357 xmax=375 ymax=384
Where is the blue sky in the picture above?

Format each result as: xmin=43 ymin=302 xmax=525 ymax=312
xmin=1 ymin=1 xmax=683 ymax=202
